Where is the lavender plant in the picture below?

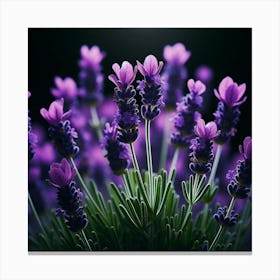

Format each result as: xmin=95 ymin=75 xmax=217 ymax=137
xmin=28 ymin=42 xmax=251 ymax=252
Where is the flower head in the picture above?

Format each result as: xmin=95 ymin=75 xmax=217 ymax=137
xmin=40 ymin=98 xmax=71 ymax=126
xmin=214 ymin=206 xmax=238 ymax=227
xmin=194 ymin=119 xmax=219 ymax=140
xmin=137 ymin=55 xmax=163 ymax=78
xmin=214 ymin=76 xmax=246 ymax=108
xmin=195 ymin=65 xmax=213 ymax=84
xmin=108 ymin=61 xmax=137 ymax=90
xmin=239 ymin=136 xmax=252 ymax=160
xmin=51 ymin=76 xmax=78 ymax=100
xmin=49 ymin=158 xmax=76 ymax=187
xmin=187 ymin=79 xmax=206 ymax=95
xmin=163 ymin=42 xmax=191 ymax=65
xmin=79 ymin=45 xmax=106 ymax=71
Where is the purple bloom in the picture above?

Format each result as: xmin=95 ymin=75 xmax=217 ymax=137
xmin=51 ymin=76 xmax=78 ymax=101
xmin=79 ymin=45 xmax=105 ymax=105
xmin=214 ymin=206 xmax=238 ymax=227
xmin=49 ymin=158 xmax=76 ymax=188
xmin=137 ymin=55 xmax=163 ymax=78
xmin=187 ymin=79 xmax=206 ymax=95
xmin=40 ymin=98 xmax=71 ymax=126
xmin=194 ymin=119 xmax=219 ymax=140
xmin=239 ymin=136 xmax=252 ymax=160
xmin=163 ymin=42 xmax=191 ymax=66
xmin=195 ymin=65 xmax=213 ymax=84
xmin=79 ymin=45 xmax=106 ymax=71
xmin=108 ymin=61 xmax=137 ymax=90
xmin=214 ymin=76 xmax=246 ymax=108
xmin=28 ymin=91 xmax=37 ymax=161
xmin=213 ymin=77 xmax=247 ymax=144
xmin=227 ymin=136 xmax=252 ymax=199
xmin=102 ymin=123 xmax=130 ymax=175
xmin=137 ymin=55 xmax=164 ymax=121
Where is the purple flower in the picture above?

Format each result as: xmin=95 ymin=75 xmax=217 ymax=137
xmin=51 ymin=76 xmax=78 ymax=101
xmin=137 ymin=55 xmax=163 ymax=78
xmin=79 ymin=45 xmax=106 ymax=71
xmin=214 ymin=76 xmax=246 ymax=108
xmin=195 ymin=65 xmax=213 ymax=84
xmin=49 ymin=158 xmax=76 ymax=187
xmin=187 ymin=79 xmax=206 ymax=95
xmin=214 ymin=206 xmax=238 ymax=227
xmin=108 ymin=61 xmax=137 ymax=90
xmin=102 ymin=122 xmax=130 ymax=175
xmin=194 ymin=119 xmax=219 ymax=140
xmin=163 ymin=42 xmax=191 ymax=66
xmin=40 ymin=98 xmax=71 ymax=126
xmin=239 ymin=136 xmax=252 ymax=160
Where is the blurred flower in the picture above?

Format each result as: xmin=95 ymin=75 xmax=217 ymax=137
xmin=51 ymin=76 xmax=78 ymax=101
xmin=28 ymin=91 xmax=37 ymax=161
xmin=194 ymin=119 xmax=219 ymax=140
xmin=163 ymin=42 xmax=191 ymax=66
xmin=194 ymin=65 xmax=213 ymax=84
xmin=187 ymin=79 xmax=206 ymax=95
xmin=239 ymin=136 xmax=252 ymax=160
xmin=79 ymin=45 xmax=106 ymax=71
xmin=102 ymin=122 xmax=130 ymax=175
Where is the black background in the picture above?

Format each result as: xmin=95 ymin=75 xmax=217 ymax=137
xmin=28 ymin=28 xmax=252 ymax=150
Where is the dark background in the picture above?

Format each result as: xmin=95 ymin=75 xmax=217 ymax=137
xmin=28 ymin=28 xmax=252 ymax=150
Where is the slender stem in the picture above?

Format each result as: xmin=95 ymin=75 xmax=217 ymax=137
xmin=28 ymin=191 xmax=48 ymax=237
xmin=208 ymin=144 xmax=223 ymax=186
xmin=81 ymin=229 xmax=92 ymax=251
xmin=129 ymin=143 xmax=140 ymax=173
xmin=158 ymin=113 xmax=170 ymax=171
xmin=168 ymin=148 xmax=179 ymax=181
xmin=122 ymin=173 xmax=132 ymax=197
xmin=90 ymin=106 xmax=103 ymax=140
xmin=209 ymin=226 xmax=223 ymax=251
xmin=209 ymin=197 xmax=236 ymax=251
xmin=145 ymin=120 xmax=154 ymax=202
xmin=180 ymin=203 xmax=193 ymax=231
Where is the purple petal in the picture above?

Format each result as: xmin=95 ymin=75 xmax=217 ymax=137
xmin=119 ymin=61 xmax=134 ymax=84
xmin=237 ymin=83 xmax=246 ymax=100
xmin=218 ymin=76 xmax=233 ymax=100
xmin=112 ymin=63 xmax=121 ymax=79
xmin=108 ymin=74 xmax=119 ymax=87
xmin=144 ymin=55 xmax=158 ymax=76
xmin=136 ymin=60 xmax=147 ymax=76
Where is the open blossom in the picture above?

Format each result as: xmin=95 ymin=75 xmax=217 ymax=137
xmin=163 ymin=42 xmax=191 ymax=66
xmin=51 ymin=76 xmax=78 ymax=101
xmin=239 ymin=136 xmax=252 ymax=160
xmin=49 ymin=158 xmax=76 ymax=187
xmin=79 ymin=45 xmax=106 ymax=71
xmin=194 ymin=119 xmax=219 ymax=140
xmin=137 ymin=55 xmax=163 ymax=79
xmin=214 ymin=76 xmax=246 ymax=108
xmin=40 ymin=98 xmax=71 ymax=126
xmin=108 ymin=61 xmax=137 ymax=90
xmin=187 ymin=79 xmax=206 ymax=95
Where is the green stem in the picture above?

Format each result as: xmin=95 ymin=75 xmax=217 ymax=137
xmin=158 ymin=114 xmax=170 ymax=171
xmin=90 ymin=106 xmax=103 ymax=140
xmin=201 ymin=202 xmax=209 ymax=233
xmin=180 ymin=203 xmax=193 ymax=231
xmin=129 ymin=143 xmax=141 ymax=173
xmin=145 ymin=120 xmax=154 ymax=203
xmin=81 ymin=229 xmax=92 ymax=251
xmin=209 ymin=197 xmax=236 ymax=251
xmin=208 ymin=144 xmax=223 ymax=186
xmin=28 ymin=191 xmax=48 ymax=238
xmin=168 ymin=148 xmax=179 ymax=182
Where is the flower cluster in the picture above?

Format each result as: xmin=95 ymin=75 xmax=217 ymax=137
xmin=162 ymin=43 xmax=191 ymax=110
xmin=40 ymin=99 xmax=79 ymax=158
xmin=79 ymin=45 xmax=106 ymax=105
xmin=51 ymin=76 xmax=78 ymax=102
xmin=171 ymin=79 xmax=206 ymax=149
xmin=137 ymin=55 xmax=164 ymax=121
xmin=227 ymin=137 xmax=252 ymax=199
xmin=102 ymin=123 xmax=130 ymax=175
xmin=214 ymin=206 xmax=238 ymax=227
xmin=28 ymin=92 xmax=37 ymax=161
xmin=49 ymin=159 xmax=88 ymax=232
xmin=189 ymin=119 xmax=218 ymax=174
xmin=214 ymin=76 xmax=247 ymax=144
xmin=109 ymin=61 xmax=139 ymax=143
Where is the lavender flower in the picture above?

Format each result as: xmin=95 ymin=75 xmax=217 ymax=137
xmin=28 ymin=92 xmax=37 ymax=161
xmin=213 ymin=76 xmax=247 ymax=144
xmin=109 ymin=61 xmax=139 ymax=143
xmin=195 ymin=65 xmax=213 ymax=84
xmin=49 ymin=159 xmax=88 ymax=232
xmin=137 ymin=55 xmax=164 ymax=121
xmin=102 ymin=122 xmax=130 ymax=175
xmin=162 ymin=43 xmax=191 ymax=109
xmin=189 ymin=119 xmax=219 ymax=174
xmin=214 ymin=206 xmax=238 ymax=227
xmin=171 ymin=79 xmax=206 ymax=149
xmin=51 ymin=76 xmax=78 ymax=101
xmin=79 ymin=45 xmax=106 ymax=104
xmin=227 ymin=137 xmax=252 ymax=199
xmin=40 ymin=99 xmax=79 ymax=158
